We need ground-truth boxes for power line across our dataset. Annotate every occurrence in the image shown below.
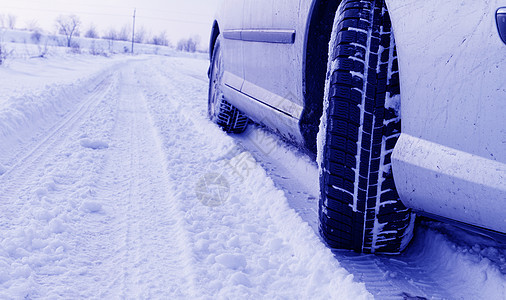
[1,5,211,25]
[2,0,130,11]
[1,4,211,19]
[2,0,211,17]
[136,16,210,25]
[2,5,133,18]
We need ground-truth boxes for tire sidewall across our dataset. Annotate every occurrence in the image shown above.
[208,37,225,123]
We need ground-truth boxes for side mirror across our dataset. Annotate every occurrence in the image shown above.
[497,8,506,44]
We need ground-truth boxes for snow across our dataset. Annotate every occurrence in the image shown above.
[0,29,504,299]
[79,138,109,150]
[0,37,372,298]
[79,202,103,214]
[215,253,247,270]
[238,117,506,299]
[404,223,505,300]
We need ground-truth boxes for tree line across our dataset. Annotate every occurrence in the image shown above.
[0,14,201,52]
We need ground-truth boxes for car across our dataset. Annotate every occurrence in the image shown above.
[207,0,506,254]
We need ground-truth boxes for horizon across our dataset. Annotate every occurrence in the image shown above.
[0,0,219,48]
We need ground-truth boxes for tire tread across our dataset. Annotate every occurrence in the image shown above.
[319,0,414,254]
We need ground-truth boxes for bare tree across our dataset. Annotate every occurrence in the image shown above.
[84,24,99,39]
[0,14,5,28]
[26,19,41,31]
[8,14,17,29]
[176,39,185,51]
[151,31,169,46]
[55,14,81,47]
[192,35,201,51]
[0,41,12,65]
[31,30,42,44]
[102,28,118,53]
[177,36,200,52]
[0,44,6,65]
[117,24,131,41]
[134,26,147,43]
[102,28,118,41]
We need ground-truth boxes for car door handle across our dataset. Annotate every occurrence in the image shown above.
[497,8,506,44]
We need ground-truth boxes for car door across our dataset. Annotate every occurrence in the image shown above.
[218,0,245,92]
[241,0,304,119]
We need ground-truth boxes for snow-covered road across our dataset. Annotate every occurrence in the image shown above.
[0,56,370,299]
[0,54,504,299]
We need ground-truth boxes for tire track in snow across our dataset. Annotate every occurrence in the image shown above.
[0,58,199,298]
[116,66,197,298]
[148,57,505,299]
[0,64,121,298]
[0,73,116,227]
[138,57,372,299]
[236,124,453,299]
[230,95,504,300]
[65,65,198,299]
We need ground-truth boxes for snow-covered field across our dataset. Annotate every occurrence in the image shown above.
[0,29,205,59]
[0,48,505,298]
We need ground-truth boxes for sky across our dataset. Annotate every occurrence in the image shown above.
[0,0,220,47]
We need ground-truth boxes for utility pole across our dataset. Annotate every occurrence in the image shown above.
[131,8,136,54]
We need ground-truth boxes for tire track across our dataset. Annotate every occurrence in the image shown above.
[0,59,200,298]
[0,73,116,223]
[140,57,373,299]
[141,56,506,300]
[80,65,198,299]
[237,124,452,299]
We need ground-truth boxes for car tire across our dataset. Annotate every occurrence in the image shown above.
[208,36,248,134]
[318,0,415,254]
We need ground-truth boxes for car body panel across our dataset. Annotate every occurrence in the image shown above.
[242,0,303,112]
[211,0,506,234]
[217,0,309,143]
[387,0,506,232]
[216,0,245,92]
[393,134,506,232]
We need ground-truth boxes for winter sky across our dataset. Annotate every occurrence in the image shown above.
[0,0,219,45]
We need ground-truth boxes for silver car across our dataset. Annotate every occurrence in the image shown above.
[207,0,506,253]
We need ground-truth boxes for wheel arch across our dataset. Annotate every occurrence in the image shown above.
[209,21,220,61]
[301,0,400,154]
[301,0,342,154]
